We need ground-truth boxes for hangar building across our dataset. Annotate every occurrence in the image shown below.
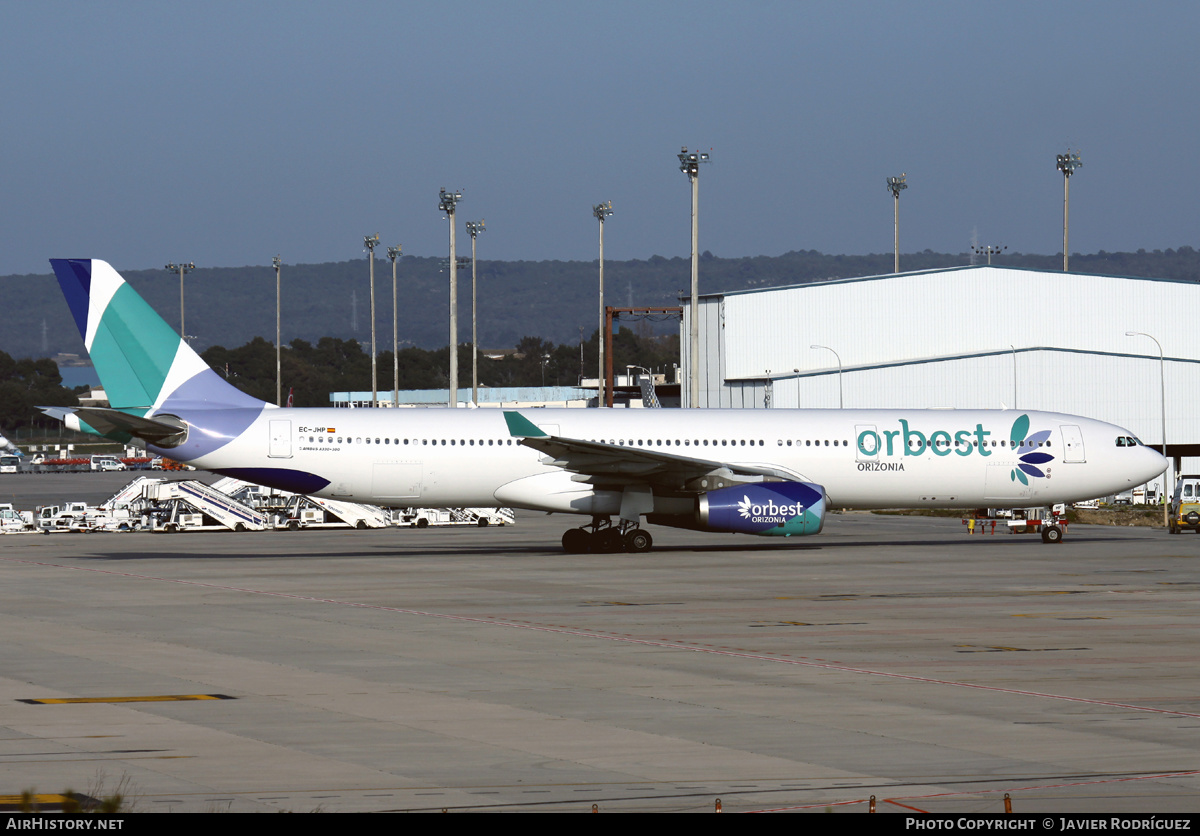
[682,265,1200,493]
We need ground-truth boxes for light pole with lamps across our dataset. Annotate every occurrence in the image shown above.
[438,188,463,407]
[593,201,613,407]
[165,262,195,342]
[363,234,380,406]
[886,174,907,273]
[972,244,1007,265]
[465,220,485,405]
[679,147,710,408]
[272,255,282,406]
[1056,149,1082,271]
[386,245,402,408]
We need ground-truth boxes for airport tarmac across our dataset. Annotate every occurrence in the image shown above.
[1,473,1198,813]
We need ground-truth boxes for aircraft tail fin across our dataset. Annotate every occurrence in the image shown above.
[49,259,264,416]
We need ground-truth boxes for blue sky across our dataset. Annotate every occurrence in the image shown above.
[2,1,1197,275]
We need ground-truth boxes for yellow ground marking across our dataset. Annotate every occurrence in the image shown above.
[18,694,235,705]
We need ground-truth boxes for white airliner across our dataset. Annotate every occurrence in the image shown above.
[44,259,1166,551]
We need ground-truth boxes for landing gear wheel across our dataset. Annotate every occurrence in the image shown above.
[1041,525,1063,544]
[562,528,590,554]
[624,529,653,553]
[596,528,626,553]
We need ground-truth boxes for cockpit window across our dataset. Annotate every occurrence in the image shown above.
[1115,436,1140,447]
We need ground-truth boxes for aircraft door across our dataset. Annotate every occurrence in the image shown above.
[1060,425,1085,463]
[855,424,879,462]
[372,462,423,498]
[984,464,1031,501]
[269,420,292,458]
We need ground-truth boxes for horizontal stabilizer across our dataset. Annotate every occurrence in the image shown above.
[39,406,186,445]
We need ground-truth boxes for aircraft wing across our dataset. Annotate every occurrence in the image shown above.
[502,411,801,490]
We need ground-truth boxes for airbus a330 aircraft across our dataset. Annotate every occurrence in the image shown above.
[45,259,1166,551]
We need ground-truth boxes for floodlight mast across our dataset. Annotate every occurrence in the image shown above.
[593,201,613,407]
[886,174,907,274]
[1056,149,1082,271]
[439,188,463,408]
[970,243,1007,265]
[679,147,710,408]
[363,234,380,407]
[272,255,282,406]
[386,245,402,408]
[465,220,485,406]
[164,262,195,342]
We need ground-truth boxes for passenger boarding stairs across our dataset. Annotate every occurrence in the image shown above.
[212,476,391,529]
[103,476,165,510]
[281,494,392,529]
[141,480,268,531]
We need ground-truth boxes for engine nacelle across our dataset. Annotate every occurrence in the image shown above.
[697,481,826,536]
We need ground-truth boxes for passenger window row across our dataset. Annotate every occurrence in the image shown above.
[306,436,517,446]
[597,439,765,447]
[303,434,1050,451]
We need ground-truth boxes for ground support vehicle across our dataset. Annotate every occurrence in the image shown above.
[963,505,1068,543]
[277,494,392,530]
[35,502,95,531]
[141,480,267,532]
[211,476,392,531]
[90,455,126,472]
[210,477,294,517]
[394,507,516,528]
[1169,475,1200,534]
[0,506,36,533]
[67,507,141,532]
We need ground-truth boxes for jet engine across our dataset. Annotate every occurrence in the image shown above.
[648,481,827,536]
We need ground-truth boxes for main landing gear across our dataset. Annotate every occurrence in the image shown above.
[562,517,653,554]
[1040,524,1063,544]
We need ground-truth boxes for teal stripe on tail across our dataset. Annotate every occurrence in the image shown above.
[50,259,263,412]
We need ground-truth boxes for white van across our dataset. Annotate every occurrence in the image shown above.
[90,455,126,472]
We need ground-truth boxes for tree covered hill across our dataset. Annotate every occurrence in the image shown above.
[4,247,1199,360]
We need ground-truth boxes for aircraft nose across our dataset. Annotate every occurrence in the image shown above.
[1142,445,1169,482]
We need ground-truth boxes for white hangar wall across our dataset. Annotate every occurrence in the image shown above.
[685,265,1200,464]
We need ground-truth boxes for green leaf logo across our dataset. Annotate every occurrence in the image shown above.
[1009,414,1030,448]
[1009,413,1054,484]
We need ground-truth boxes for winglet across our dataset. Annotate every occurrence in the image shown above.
[503,411,549,438]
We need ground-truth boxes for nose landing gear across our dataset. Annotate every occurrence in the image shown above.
[561,517,653,553]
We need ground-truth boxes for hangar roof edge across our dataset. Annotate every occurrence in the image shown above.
[695,264,1199,301]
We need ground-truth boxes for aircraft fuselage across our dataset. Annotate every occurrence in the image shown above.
[155,406,1165,513]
